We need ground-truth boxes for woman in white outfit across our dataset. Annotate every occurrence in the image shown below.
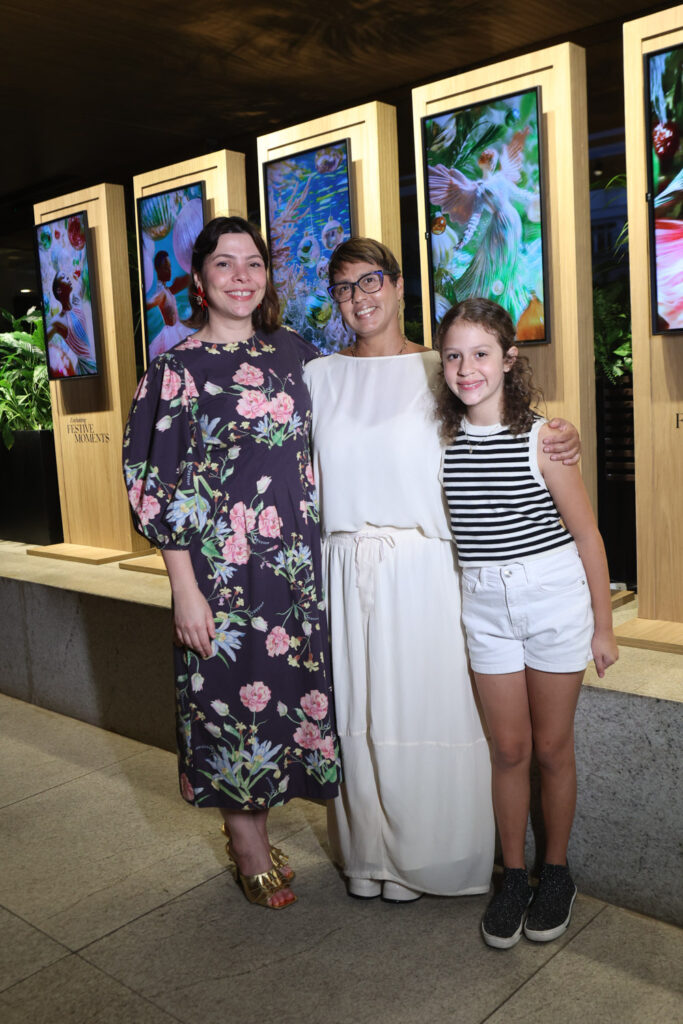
[303,238,579,902]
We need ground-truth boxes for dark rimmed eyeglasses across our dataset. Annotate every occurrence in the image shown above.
[327,269,397,303]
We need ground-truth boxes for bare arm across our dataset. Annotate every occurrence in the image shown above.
[161,549,215,659]
[46,319,67,340]
[145,288,164,311]
[538,426,618,678]
[169,273,190,295]
[542,417,581,465]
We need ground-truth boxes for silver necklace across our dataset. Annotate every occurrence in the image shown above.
[463,421,499,454]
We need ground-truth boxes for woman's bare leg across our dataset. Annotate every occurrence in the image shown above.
[219,808,295,907]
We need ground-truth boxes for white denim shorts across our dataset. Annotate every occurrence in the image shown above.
[460,542,594,675]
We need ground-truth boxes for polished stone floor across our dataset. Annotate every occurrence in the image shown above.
[0,692,681,1024]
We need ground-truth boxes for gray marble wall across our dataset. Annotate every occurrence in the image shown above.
[0,576,175,753]
[522,684,681,927]
[1,576,680,925]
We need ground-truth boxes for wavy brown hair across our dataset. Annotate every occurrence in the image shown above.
[328,236,401,282]
[434,297,543,443]
[185,216,280,333]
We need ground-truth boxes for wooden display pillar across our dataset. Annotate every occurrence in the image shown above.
[257,101,401,275]
[616,8,683,654]
[123,150,248,575]
[30,184,149,564]
[412,43,597,510]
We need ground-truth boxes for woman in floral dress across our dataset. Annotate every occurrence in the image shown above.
[123,217,340,909]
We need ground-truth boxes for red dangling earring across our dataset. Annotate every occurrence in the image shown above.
[192,285,208,310]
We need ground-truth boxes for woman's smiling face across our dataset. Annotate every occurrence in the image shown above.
[332,260,403,340]
[195,232,267,324]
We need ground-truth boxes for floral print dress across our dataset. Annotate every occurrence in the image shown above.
[122,328,340,810]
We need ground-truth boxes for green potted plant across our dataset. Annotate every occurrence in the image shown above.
[591,174,633,384]
[593,278,633,384]
[0,306,63,544]
[590,178,636,587]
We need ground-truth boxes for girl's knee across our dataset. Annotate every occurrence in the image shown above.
[534,735,575,772]
[492,737,532,770]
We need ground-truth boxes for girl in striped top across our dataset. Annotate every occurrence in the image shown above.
[436,297,618,950]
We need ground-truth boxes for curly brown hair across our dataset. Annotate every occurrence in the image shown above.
[184,216,280,333]
[434,297,543,443]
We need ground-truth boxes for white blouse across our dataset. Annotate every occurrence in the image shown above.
[303,350,452,540]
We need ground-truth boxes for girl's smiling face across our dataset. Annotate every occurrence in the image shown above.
[441,319,517,425]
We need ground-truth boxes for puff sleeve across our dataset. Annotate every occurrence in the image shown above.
[122,356,204,550]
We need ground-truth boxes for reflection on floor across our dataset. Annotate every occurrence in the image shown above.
[0,693,680,1024]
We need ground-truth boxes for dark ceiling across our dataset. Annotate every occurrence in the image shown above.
[0,0,671,303]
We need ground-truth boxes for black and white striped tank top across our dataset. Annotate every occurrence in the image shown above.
[441,416,572,566]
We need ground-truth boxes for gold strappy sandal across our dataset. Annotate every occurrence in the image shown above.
[236,866,297,909]
[269,843,294,876]
[220,824,295,881]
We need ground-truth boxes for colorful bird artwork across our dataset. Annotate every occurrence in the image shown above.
[424,89,547,341]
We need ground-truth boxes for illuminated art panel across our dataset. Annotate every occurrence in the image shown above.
[422,87,550,343]
[264,140,354,354]
[35,211,100,380]
[646,43,683,333]
[137,182,205,360]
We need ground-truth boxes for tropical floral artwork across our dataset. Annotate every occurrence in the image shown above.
[647,44,683,333]
[137,183,205,361]
[264,140,354,354]
[423,88,549,343]
[35,211,99,379]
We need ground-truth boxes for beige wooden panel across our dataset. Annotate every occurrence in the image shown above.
[26,543,145,564]
[412,44,596,509]
[614,616,683,655]
[119,552,167,575]
[33,184,148,558]
[620,7,683,632]
[133,150,247,371]
[257,102,401,270]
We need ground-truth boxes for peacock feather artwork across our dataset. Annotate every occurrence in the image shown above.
[264,140,354,354]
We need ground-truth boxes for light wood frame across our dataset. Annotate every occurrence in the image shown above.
[257,101,401,277]
[412,43,597,508]
[31,184,149,564]
[616,7,683,653]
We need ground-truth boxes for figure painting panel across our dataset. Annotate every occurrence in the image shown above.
[138,183,205,360]
[36,211,99,380]
[647,44,683,333]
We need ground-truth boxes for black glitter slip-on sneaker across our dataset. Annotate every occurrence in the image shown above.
[524,862,578,942]
[481,868,534,949]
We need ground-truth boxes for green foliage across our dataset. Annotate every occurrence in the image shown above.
[591,174,632,385]
[403,319,424,346]
[0,306,53,449]
[593,282,632,384]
